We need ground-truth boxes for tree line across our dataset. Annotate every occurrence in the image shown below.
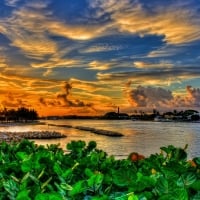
[0,107,38,122]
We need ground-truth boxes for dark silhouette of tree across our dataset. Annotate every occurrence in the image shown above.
[17,107,38,122]
[0,107,38,122]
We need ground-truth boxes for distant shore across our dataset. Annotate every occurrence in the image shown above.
[0,121,46,127]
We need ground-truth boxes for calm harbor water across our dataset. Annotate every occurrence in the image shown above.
[1,120,200,159]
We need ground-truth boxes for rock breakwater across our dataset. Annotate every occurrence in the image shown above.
[0,131,66,143]
[47,124,123,137]
[74,126,123,136]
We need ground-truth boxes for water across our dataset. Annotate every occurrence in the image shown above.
[0,120,200,159]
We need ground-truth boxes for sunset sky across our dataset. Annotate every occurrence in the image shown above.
[0,0,200,116]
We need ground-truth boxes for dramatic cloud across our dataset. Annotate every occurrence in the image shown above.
[127,85,200,109]
[127,85,173,107]
[181,86,200,107]
[0,0,200,116]
[57,82,93,107]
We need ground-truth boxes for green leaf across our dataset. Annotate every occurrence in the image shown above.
[53,162,63,175]
[59,183,73,191]
[154,176,168,196]
[194,158,200,166]
[86,141,97,152]
[21,172,30,183]
[69,180,87,196]
[174,188,188,200]
[87,173,104,191]
[85,168,94,177]
[21,160,32,172]
[16,190,31,200]
[135,172,157,191]
[177,173,197,187]
[112,168,136,187]
[29,174,40,185]
[41,177,52,190]
[128,193,138,200]
[16,152,29,161]
[35,193,63,200]
[192,191,200,200]
[62,168,73,179]
[190,180,200,191]
[3,179,19,198]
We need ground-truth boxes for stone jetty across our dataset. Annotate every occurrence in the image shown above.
[0,131,66,143]
[47,124,123,137]
[74,126,123,136]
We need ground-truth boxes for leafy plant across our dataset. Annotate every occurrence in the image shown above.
[0,140,200,199]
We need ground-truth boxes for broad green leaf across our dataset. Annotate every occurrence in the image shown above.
[177,173,197,187]
[85,168,94,177]
[21,160,32,172]
[16,190,31,200]
[112,168,136,187]
[16,152,29,161]
[192,191,200,200]
[35,193,63,200]
[128,193,138,200]
[154,176,168,196]
[69,180,87,196]
[62,168,73,179]
[190,180,200,191]
[87,173,104,191]
[173,188,188,200]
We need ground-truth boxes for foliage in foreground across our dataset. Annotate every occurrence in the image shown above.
[0,140,200,200]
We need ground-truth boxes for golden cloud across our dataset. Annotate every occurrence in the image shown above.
[31,58,78,69]
[88,60,113,70]
[47,21,108,41]
[91,0,200,44]
[97,69,200,87]
[133,61,173,69]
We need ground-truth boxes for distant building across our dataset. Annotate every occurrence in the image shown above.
[118,113,129,119]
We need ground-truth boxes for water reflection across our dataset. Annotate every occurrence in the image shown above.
[0,120,200,159]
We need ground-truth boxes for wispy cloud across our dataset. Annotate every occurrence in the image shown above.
[81,44,123,53]
[133,61,173,69]
[90,0,200,44]
[87,60,113,70]
[4,0,21,7]
[97,67,200,86]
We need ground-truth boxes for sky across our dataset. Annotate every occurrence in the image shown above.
[0,0,200,116]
